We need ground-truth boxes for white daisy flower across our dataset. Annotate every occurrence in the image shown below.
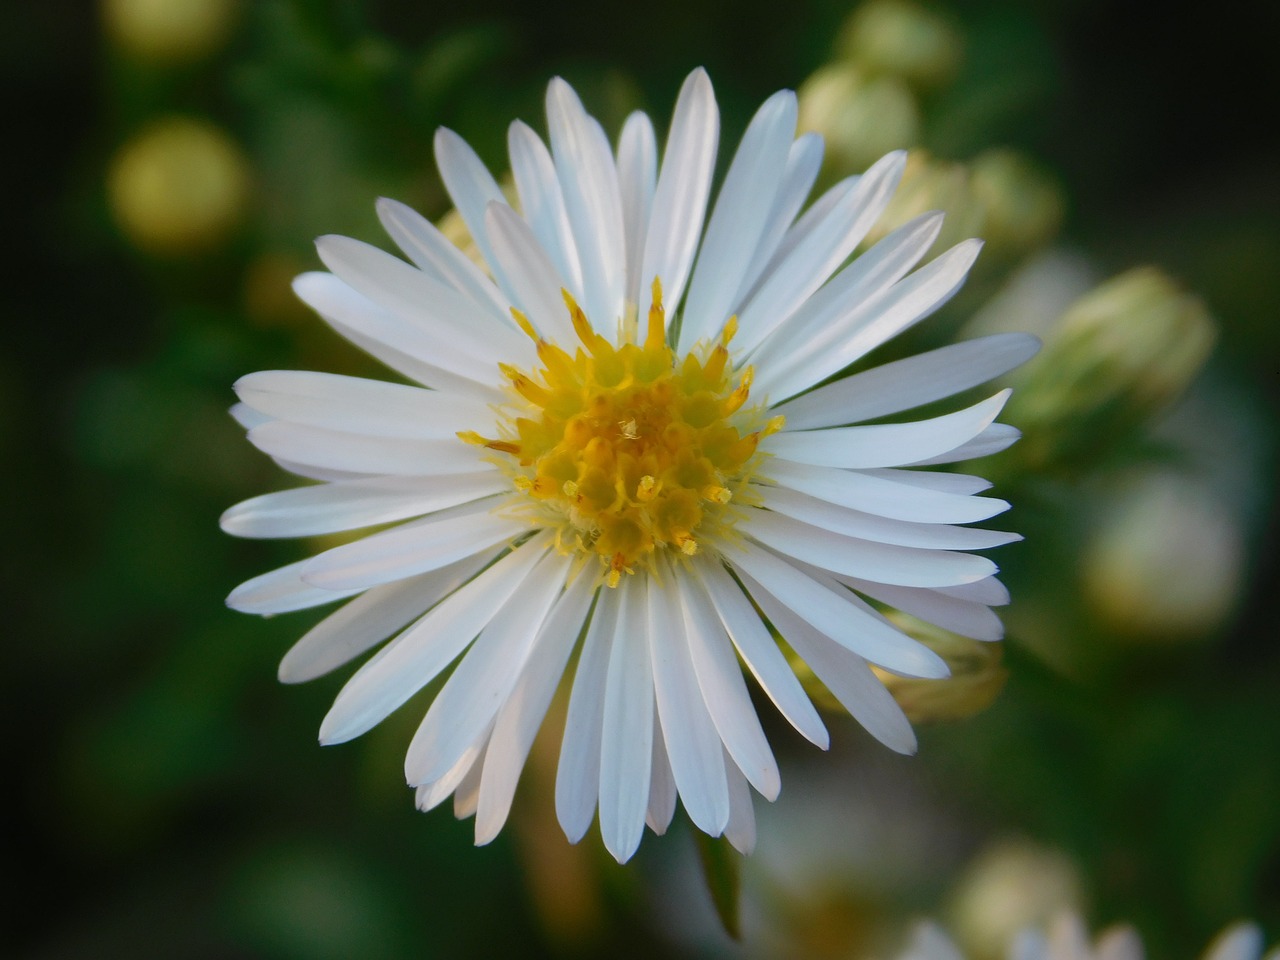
[223,68,1036,864]
[895,915,1278,960]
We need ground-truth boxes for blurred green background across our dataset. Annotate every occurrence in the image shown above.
[7,0,1279,957]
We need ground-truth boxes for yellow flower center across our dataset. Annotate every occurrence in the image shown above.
[461,280,783,587]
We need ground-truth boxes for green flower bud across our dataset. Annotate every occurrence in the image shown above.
[103,0,240,64]
[837,0,964,91]
[873,617,1007,723]
[798,65,921,177]
[968,149,1065,262]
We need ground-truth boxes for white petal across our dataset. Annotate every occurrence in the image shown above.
[247,421,487,478]
[415,729,489,812]
[546,78,626,328]
[221,472,505,540]
[735,151,906,356]
[722,539,949,678]
[616,111,657,311]
[744,509,997,587]
[750,210,942,373]
[475,571,598,845]
[508,121,585,301]
[1096,927,1146,960]
[693,559,829,749]
[679,88,797,350]
[318,532,552,744]
[598,574,654,863]
[899,922,966,960]
[842,577,1004,641]
[676,572,781,799]
[722,756,757,854]
[1203,924,1264,960]
[405,550,572,786]
[279,549,501,683]
[764,459,1010,523]
[555,584,619,843]
[648,560,730,836]
[765,390,1010,469]
[761,238,984,402]
[863,467,992,494]
[234,370,492,439]
[433,126,507,273]
[301,498,522,591]
[746,580,918,754]
[773,333,1041,430]
[734,132,823,310]
[637,68,719,326]
[908,422,1021,465]
[483,201,577,344]
[375,197,513,326]
[452,737,487,820]
[226,558,360,615]
[756,485,1020,551]
[292,272,506,401]
[938,576,1010,606]
[645,713,677,836]
[230,402,268,430]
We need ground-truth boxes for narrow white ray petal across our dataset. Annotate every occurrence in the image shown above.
[415,728,489,812]
[292,272,507,401]
[483,202,577,344]
[735,132,824,310]
[318,532,552,744]
[316,235,527,376]
[841,577,1004,641]
[226,558,360,615]
[722,755,757,854]
[645,712,677,836]
[452,736,488,820]
[556,584,619,844]
[938,576,1010,606]
[474,572,597,845]
[247,421,487,478]
[1095,927,1146,960]
[433,126,507,273]
[598,575,654,863]
[756,485,1020,551]
[763,459,1010,523]
[616,111,657,311]
[229,402,268,430]
[405,550,572,786]
[221,472,505,540]
[862,467,992,494]
[375,197,513,325]
[678,89,796,351]
[637,68,719,326]
[1009,929,1049,960]
[269,458,366,484]
[235,370,492,439]
[747,210,942,370]
[301,499,522,592]
[908,422,1020,465]
[900,922,966,960]
[773,333,1041,430]
[765,390,1010,469]
[676,572,781,800]
[546,78,626,329]
[280,548,501,684]
[735,151,906,355]
[744,509,996,587]
[1203,924,1264,960]
[648,560,730,836]
[741,173,853,307]
[693,559,829,749]
[762,238,984,401]
[722,539,949,678]
[747,583,918,754]
[508,120,585,300]
[1048,914,1092,958]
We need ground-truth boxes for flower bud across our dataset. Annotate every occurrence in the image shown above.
[837,0,964,91]
[108,117,251,255]
[1003,268,1217,472]
[860,150,982,252]
[103,0,240,64]
[968,149,1065,262]
[798,65,921,176]
[873,618,1007,723]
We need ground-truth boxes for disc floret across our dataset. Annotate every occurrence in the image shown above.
[463,280,782,586]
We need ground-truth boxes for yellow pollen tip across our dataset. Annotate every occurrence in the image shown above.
[764,415,786,436]
[637,475,658,501]
[677,535,698,556]
[720,315,739,345]
[509,308,540,342]
[605,569,621,589]
[706,485,732,504]
[645,277,666,350]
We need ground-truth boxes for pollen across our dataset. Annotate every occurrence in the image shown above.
[468,279,781,585]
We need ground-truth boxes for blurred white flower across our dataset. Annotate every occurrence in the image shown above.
[224,68,1030,862]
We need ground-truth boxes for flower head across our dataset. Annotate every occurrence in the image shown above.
[223,68,1034,863]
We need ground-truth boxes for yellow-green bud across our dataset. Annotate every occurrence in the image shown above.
[861,150,982,252]
[1003,267,1217,472]
[837,0,964,91]
[108,117,251,256]
[103,0,240,64]
[872,617,1007,723]
[798,65,921,177]
[969,149,1066,261]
